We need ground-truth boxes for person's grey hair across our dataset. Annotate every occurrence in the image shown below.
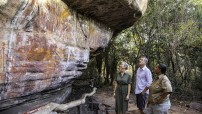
[122,62,129,70]
[141,56,148,64]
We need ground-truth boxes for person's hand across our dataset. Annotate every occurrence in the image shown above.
[113,92,116,98]
[125,95,129,101]
[141,91,145,95]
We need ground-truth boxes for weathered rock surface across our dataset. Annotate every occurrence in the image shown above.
[63,0,148,33]
[0,0,147,113]
[189,102,202,112]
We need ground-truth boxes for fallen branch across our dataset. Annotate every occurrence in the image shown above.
[31,88,97,114]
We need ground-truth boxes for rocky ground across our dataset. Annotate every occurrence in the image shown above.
[92,86,202,114]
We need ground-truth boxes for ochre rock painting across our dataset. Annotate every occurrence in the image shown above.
[0,0,112,111]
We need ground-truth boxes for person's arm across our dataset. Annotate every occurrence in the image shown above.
[156,76,172,104]
[126,84,131,100]
[126,74,132,100]
[156,92,170,104]
[113,81,117,97]
[141,86,149,95]
[142,69,152,95]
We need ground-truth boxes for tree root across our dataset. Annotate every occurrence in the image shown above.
[32,88,97,114]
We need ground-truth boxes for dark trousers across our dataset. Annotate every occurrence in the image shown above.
[136,93,148,110]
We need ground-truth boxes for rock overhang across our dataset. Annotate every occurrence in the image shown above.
[63,0,148,33]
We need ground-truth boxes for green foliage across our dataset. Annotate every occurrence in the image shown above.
[83,0,202,100]
[107,0,202,101]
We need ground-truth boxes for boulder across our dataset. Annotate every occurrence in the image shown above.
[189,102,202,112]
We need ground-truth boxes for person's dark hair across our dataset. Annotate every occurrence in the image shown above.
[158,64,166,74]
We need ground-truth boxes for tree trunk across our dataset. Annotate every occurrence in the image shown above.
[96,53,103,86]
[104,47,110,84]
[131,64,135,92]
[110,53,117,85]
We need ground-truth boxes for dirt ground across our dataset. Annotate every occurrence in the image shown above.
[92,86,201,114]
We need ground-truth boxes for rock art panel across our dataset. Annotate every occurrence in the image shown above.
[0,0,112,111]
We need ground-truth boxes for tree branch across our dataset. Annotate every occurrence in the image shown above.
[32,88,97,114]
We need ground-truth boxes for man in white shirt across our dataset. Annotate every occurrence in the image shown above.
[135,56,153,114]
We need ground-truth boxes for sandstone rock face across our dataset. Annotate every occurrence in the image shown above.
[0,0,147,113]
